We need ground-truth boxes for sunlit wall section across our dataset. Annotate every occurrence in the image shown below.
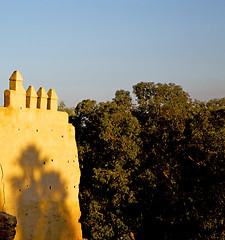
[0,71,82,240]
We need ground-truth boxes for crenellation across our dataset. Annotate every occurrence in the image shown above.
[37,87,48,110]
[4,71,61,112]
[47,89,58,111]
[4,71,26,109]
[26,86,37,109]
[9,71,24,92]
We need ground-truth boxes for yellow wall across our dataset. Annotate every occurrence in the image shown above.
[0,71,82,240]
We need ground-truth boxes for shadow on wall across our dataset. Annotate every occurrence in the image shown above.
[11,146,75,240]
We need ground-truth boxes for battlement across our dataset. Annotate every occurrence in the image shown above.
[4,71,58,111]
[0,71,82,240]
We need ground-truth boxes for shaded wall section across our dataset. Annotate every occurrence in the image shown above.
[0,71,82,240]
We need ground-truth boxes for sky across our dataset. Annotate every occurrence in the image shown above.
[0,0,225,107]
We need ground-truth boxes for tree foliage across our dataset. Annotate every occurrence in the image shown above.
[67,84,225,240]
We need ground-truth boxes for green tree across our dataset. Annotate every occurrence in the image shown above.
[58,100,75,116]
[180,100,225,239]
[71,94,142,239]
[132,83,225,239]
[132,82,195,239]
[113,89,132,109]
[69,83,225,240]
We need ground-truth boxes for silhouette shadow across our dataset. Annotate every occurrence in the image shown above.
[11,146,75,240]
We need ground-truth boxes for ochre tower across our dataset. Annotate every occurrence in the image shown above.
[0,71,82,240]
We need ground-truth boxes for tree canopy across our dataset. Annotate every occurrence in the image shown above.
[65,82,225,240]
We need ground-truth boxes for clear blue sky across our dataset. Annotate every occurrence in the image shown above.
[0,0,225,107]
